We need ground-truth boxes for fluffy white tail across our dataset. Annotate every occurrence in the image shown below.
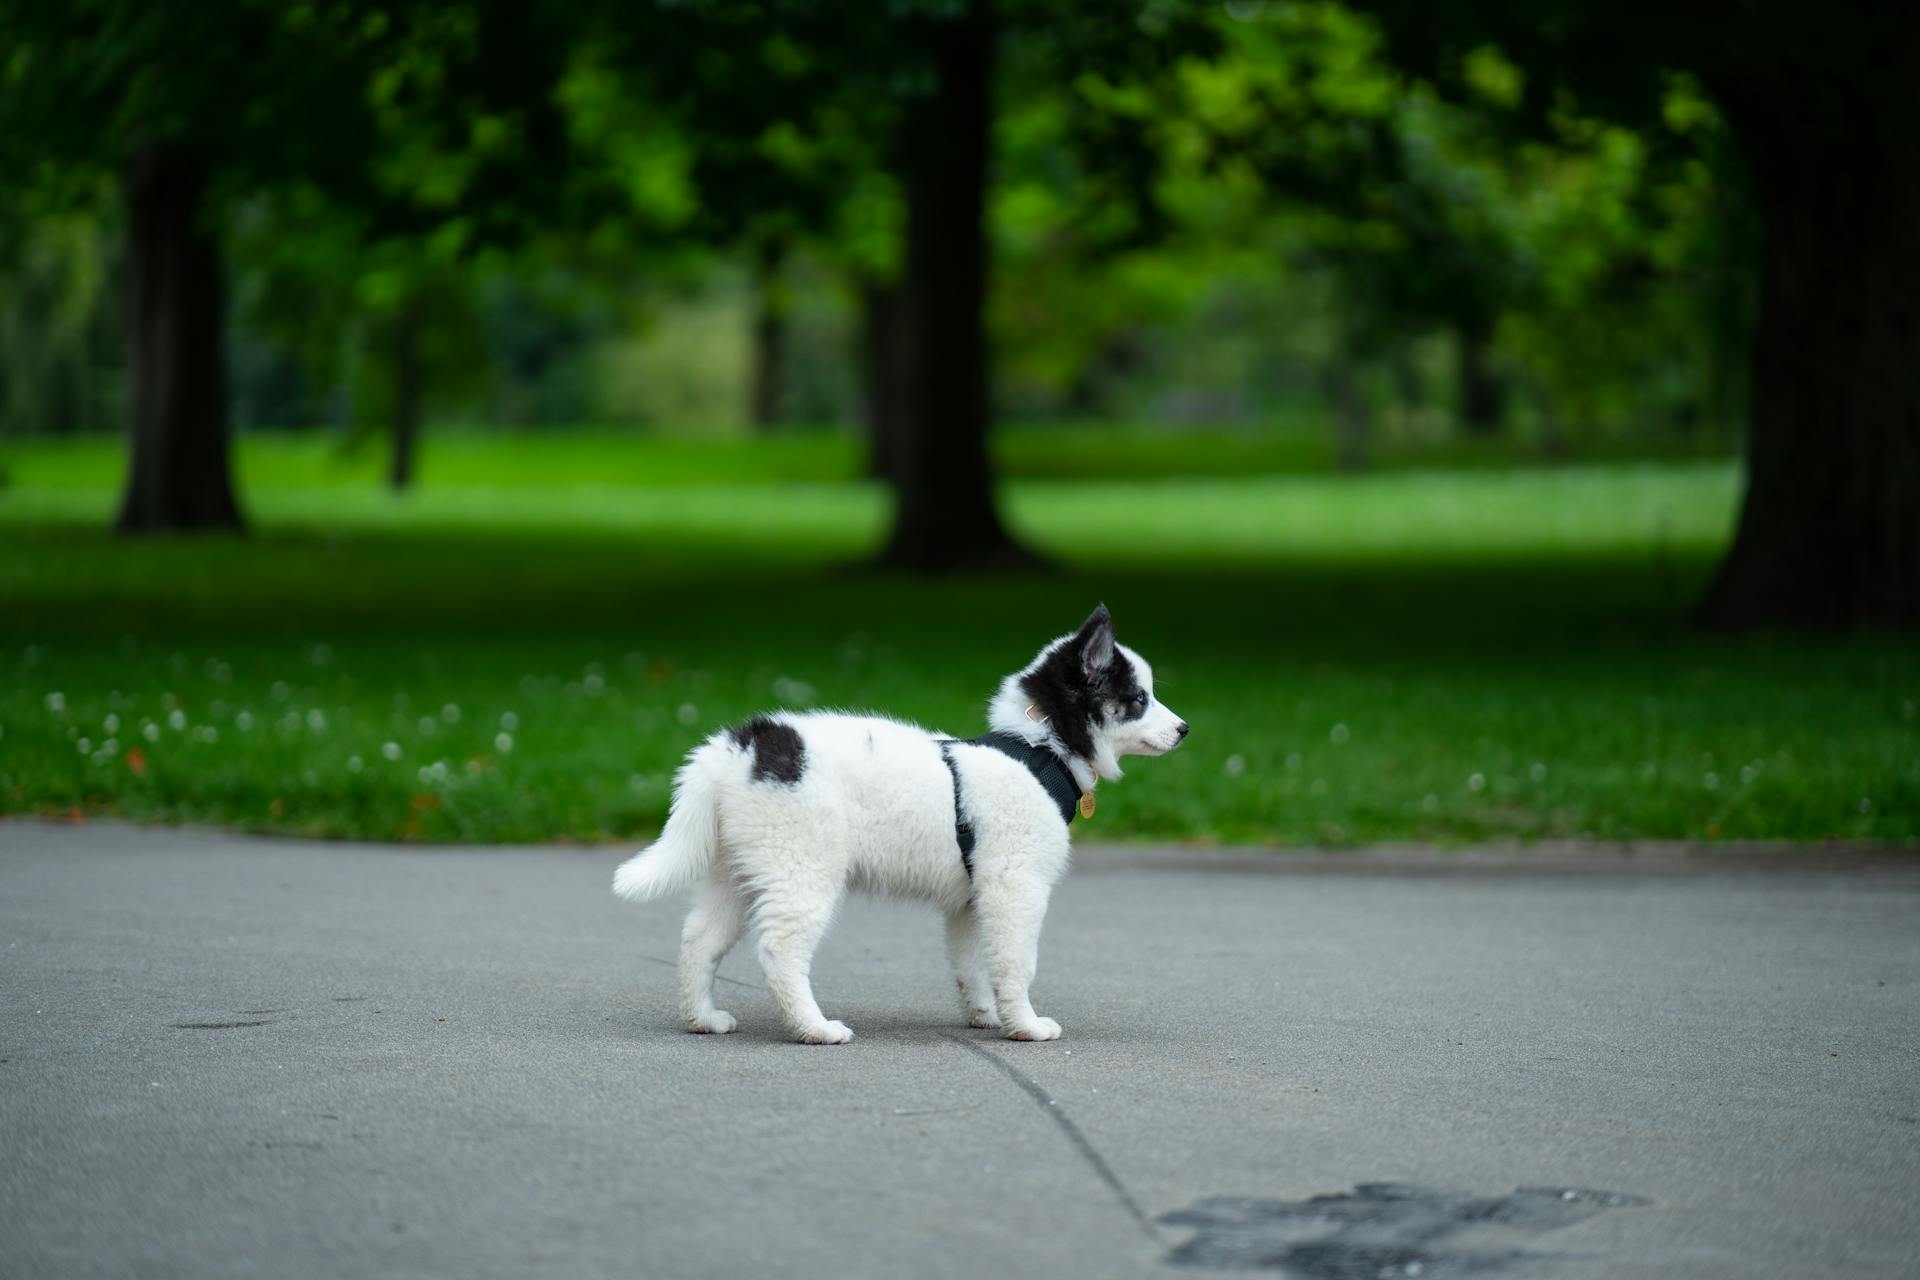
[612,741,728,901]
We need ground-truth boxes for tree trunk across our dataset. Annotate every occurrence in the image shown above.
[389,295,422,491]
[116,145,243,534]
[1326,356,1370,473]
[875,0,1035,572]
[750,238,789,432]
[860,278,911,483]
[1456,315,1505,437]
[1699,87,1920,627]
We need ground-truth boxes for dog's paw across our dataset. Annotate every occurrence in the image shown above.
[687,1010,737,1034]
[1006,1016,1062,1042]
[967,1008,1002,1030]
[797,1020,854,1045]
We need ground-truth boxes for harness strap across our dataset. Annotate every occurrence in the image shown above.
[939,743,976,878]
[939,732,1080,879]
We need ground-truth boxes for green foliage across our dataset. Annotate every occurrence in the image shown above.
[2,432,1911,846]
[0,0,1758,449]
[0,208,123,435]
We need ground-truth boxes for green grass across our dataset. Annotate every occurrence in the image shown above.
[1,430,1913,847]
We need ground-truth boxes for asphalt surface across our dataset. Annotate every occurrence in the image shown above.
[2,822,1916,1280]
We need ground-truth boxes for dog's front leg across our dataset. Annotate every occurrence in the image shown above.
[973,875,1061,1042]
[944,905,999,1029]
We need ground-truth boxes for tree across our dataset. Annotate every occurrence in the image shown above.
[0,0,403,530]
[610,0,1215,570]
[1,1,583,524]
[874,1,1028,569]
[1348,0,1920,625]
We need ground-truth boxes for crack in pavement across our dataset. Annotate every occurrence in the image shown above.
[638,952,763,991]
[943,1032,1161,1244]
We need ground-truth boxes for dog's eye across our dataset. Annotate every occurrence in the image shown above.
[1133,691,1149,707]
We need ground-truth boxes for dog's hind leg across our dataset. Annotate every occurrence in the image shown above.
[944,905,999,1029]
[972,873,1062,1042]
[679,878,746,1034]
[750,875,852,1045]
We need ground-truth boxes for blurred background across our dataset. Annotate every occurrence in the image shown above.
[0,0,1913,845]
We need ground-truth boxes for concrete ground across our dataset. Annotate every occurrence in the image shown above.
[1,822,1916,1280]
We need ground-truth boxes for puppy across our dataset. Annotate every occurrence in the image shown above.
[612,605,1187,1044]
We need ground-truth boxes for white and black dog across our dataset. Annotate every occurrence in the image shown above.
[611,605,1187,1045]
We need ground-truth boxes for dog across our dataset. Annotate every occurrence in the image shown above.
[611,604,1187,1044]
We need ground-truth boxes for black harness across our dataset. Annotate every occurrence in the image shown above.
[938,731,1081,878]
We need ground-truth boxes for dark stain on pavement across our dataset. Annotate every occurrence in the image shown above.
[1160,1183,1649,1276]
[172,1020,275,1030]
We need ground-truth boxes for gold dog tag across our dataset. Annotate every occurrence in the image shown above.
[1078,792,1096,820]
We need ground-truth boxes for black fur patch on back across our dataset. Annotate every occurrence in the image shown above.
[1020,610,1144,759]
[730,716,806,784]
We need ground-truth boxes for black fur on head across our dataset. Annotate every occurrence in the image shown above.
[1019,605,1146,761]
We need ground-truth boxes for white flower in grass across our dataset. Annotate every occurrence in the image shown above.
[143,723,161,743]
[100,738,117,756]
[1329,723,1349,744]
[1740,766,1756,785]
[104,714,120,734]
[1529,762,1547,782]
[494,733,514,753]
[1309,778,1328,797]
[195,726,218,744]
[167,709,186,731]
[500,711,519,732]
[1467,772,1486,792]
[676,703,699,725]
[307,709,327,732]
[418,716,437,735]
[583,674,605,697]
[347,756,363,773]
[1223,754,1246,778]
[1285,753,1302,771]
[236,710,254,731]
[77,738,92,754]
[382,742,402,761]
[441,703,461,723]
[1703,773,1718,790]
[44,692,65,714]
[1860,797,1873,815]
[271,681,290,702]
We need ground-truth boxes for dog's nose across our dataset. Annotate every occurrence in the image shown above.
[1175,721,1189,741]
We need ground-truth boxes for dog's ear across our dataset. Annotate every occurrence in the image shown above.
[1072,604,1116,683]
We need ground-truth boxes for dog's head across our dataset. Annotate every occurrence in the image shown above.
[993,604,1188,782]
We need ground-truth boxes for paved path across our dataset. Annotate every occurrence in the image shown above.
[2,823,1916,1279]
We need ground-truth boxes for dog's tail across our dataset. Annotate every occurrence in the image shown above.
[612,739,728,902]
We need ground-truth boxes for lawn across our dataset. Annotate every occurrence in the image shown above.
[1,429,1913,846]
